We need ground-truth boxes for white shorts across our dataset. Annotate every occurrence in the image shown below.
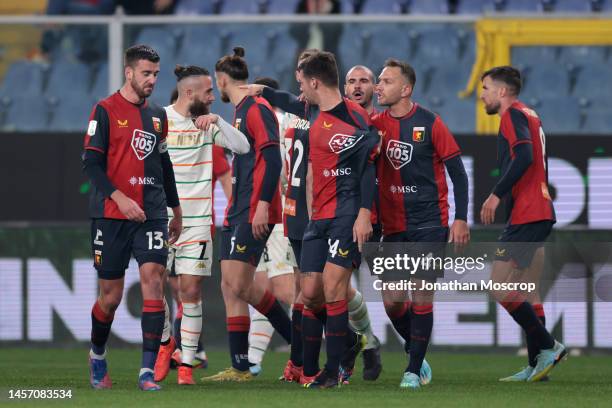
[167,225,213,276]
[256,224,296,278]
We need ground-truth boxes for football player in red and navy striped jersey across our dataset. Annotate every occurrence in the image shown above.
[372,59,470,389]
[480,66,564,382]
[241,54,382,387]
[202,48,292,382]
[82,45,182,391]
[298,52,380,389]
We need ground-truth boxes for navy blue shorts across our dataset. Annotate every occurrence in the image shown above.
[381,226,449,283]
[220,223,274,267]
[496,220,554,269]
[301,215,360,272]
[91,218,169,280]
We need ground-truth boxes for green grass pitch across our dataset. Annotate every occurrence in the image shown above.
[1,348,611,407]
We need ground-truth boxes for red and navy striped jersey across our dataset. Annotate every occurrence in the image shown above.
[309,99,380,221]
[498,101,555,225]
[282,113,312,239]
[372,104,460,234]
[83,92,169,220]
[224,96,282,226]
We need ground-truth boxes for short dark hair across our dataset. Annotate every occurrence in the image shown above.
[215,47,248,81]
[170,88,178,104]
[383,58,416,87]
[174,64,210,82]
[481,65,522,96]
[298,48,319,63]
[124,44,160,68]
[297,51,339,88]
[254,76,279,90]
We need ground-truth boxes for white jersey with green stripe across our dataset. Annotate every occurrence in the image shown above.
[165,105,217,226]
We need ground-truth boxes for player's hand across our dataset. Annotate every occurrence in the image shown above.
[353,208,373,252]
[239,84,265,97]
[111,190,146,223]
[480,193,500,225]
[449,219,470,250]
[168,206,182,245]
[252,201,270,240]
[298,93,306,102]
[194,114,219,132]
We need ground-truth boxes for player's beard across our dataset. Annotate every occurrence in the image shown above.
[485,100,501,115]
[132,77,152,99]
[189,97,211,117]
[220,90,230,103]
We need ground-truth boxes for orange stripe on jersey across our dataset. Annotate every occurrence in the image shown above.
[173,160,213,167]
[176,239,209,247]
[251,332,272,339]
[180,328,201,335]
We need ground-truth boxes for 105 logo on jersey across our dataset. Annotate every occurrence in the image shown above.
[131,130,157,160]
[386,140,413,170]
[329,133,364,154]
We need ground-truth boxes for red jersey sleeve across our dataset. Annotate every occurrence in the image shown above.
[246,102,280,151]
[500,108,532,149]
[432,116,461,161]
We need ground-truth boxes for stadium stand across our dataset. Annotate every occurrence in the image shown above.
[0,1,610,132]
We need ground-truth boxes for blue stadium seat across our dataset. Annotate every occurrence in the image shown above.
[512,46,559,71]
[340,0,361,13]
[175,25,222,68]
[410,0,449,14]
[222,25,274,69]
[551,0,594,12]
[534,97,582,134]
[220,0,262,14]
[363,26,412,73]
[49,95,96,132]
[45,61,91,98]
[558,46,609,65]
[91,63,109,100]
[573,63,612,98]
[175,0,218,14]
[427,64,472,98]
[455,0,497,13]
[582,108,612,134]
[265,0,300,13]
[149,69,177,107]
[134,27,178,64]
[521,63,570,99]
[0,61,45,98]
[500,0,544,12]
[427,95,475,134]
[265,24,298,72]
[338,23,369,70]
[596,0,612,11]
[2,96,50,132]
[361,0,404,14]
[413,26,462,62]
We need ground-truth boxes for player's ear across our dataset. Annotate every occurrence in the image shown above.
[124,65,132,81]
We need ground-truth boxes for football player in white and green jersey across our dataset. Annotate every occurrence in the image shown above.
[154,65,250,385]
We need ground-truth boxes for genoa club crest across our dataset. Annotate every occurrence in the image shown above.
[412,126,425,142]
[328,133,364,154]
[152,117,162,133]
